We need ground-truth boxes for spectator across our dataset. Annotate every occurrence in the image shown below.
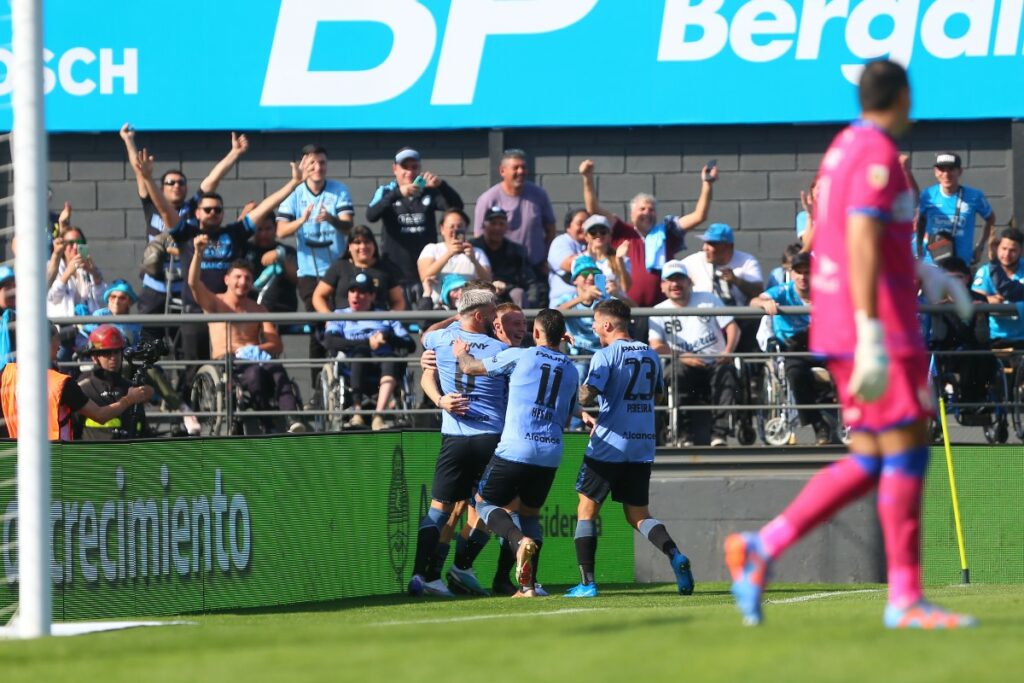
[275,144,354,304]
[47,226,106,363]
[751,252,835,445]
[187,240,303,434]
[368,147,464,286]
[556,255,612,358]
[579,215,633,299]
[75,325,149,440]
[547,209,588,306]
[470,206,534,306]
[473,149,556,305]
[580,158,716,307]
[438,275,468,312]
[648,260,739,447]
[85,279,143,346]
[120,124,248,325]
[766,242,804,290]
[314,225,406,315]
[930,257,996,426]
[242,204,299,314]
[917,152,995,266]
[45,202,73,288]
[323,272,415,431]
[973,227,1024,348]
[145,159,309,391]
[418,208,491,306]
[0,266,16,368]
[680,223,764,356]
[1,324,152,440]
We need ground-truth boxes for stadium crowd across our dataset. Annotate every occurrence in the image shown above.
[0,124,1014,445]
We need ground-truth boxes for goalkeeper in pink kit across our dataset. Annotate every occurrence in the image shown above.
[725,60,976,629]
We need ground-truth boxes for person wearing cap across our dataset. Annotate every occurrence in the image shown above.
[916,152,996,267]
[579,158,717,308]
[648,260,739,447]
[368,147,464,283]
[418,208,492,306]
[546,209,588,306]
[188,235,305,434]
[75,324,151,440]
[1,323,152,440]
[323,272,415,431]
[470,205,535,306]
[580,214,632,296]
[555,255,614,357]
[120,124,249,324]
[752,252,837,445]
[473,149,557,304]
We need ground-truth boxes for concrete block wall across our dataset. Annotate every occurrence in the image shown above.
[637,475,885,584]
[1,120,1014,288]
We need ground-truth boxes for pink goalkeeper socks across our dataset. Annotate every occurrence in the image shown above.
[759,455,881,559]
[877,447,929,608]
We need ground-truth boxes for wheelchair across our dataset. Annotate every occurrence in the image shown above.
[312,352,415,432]
[189,360,302,436]
[660,356,753,447]
[757,339,847,446]
[931,349,1011,444]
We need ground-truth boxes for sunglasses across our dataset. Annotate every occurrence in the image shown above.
[163,179,187,187]
[588,228,610,236]
[199,206,223,214]
[65,239,86,245]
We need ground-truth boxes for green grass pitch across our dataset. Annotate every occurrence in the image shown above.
[2,583,1020,682]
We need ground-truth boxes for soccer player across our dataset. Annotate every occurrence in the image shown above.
[411,289,507,597]
[724,60,976,629]
[453,309,580,597]
[565,299,694,598]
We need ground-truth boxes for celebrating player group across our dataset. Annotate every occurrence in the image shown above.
[411,59,976,629]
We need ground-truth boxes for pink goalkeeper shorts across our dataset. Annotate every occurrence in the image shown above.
[828,352,933,433]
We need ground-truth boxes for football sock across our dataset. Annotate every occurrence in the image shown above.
[521,516,544,581]
[759,454,881,560]
[878,446,928,609]
[495,540,516,585]
[574,519,597,585]
[479,507,525,548]
[414,506,449,579]
[637,518,678,558]
[429,542,450,579]
[454,528,491,570]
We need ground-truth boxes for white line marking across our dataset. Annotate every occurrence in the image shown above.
[374,607,609,627]
[768,589,884,605]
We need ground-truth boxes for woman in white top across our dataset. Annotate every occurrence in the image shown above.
[417,208,491,304]
[580,214,632,296]
[46,227,106,317]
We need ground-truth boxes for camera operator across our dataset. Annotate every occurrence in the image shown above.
[76,325,153,440]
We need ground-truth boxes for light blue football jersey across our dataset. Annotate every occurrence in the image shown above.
[483,346,579,468]
[276,179,354,278]
[584,339,663,463]
[423,326,508,436]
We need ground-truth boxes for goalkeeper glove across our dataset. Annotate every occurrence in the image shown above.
[849,312,888,402]
[917,262,973,322]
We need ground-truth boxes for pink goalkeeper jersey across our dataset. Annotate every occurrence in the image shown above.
[809,120,922,358]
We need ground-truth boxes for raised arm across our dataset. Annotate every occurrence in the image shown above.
[187,234,219,313]
[131,148,179,232]
[251,162,306,228]
[676,165,717,231]
[579,159,614,221]
[199,132,249,193]
[119,123,146,199]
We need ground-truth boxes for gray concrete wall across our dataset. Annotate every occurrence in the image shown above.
[636,475,885,584]
[4,120,1012,286]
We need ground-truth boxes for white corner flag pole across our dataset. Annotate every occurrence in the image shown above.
[12,0,52,638]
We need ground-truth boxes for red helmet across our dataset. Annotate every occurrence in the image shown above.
[87,324,126,353]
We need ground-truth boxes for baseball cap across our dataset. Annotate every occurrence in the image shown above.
[583,215,611,233]
[350,271,377,292]
[440,275,468,308]
[483,205,507,221]
[0,265,14,287]
[699,223,734,244]
[103,278,138,303]
[571,255,601,280]
[661,260,688,280]
[394,148,421,165]
[934,152,962,168]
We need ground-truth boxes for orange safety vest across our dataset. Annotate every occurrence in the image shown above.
[0,363,74,441]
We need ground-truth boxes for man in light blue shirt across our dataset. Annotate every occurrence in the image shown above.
[410,289,507,597]
[453,309,580,596]
[565,299,695,599]
[973,227,1024,345]
[916,152,995,266]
